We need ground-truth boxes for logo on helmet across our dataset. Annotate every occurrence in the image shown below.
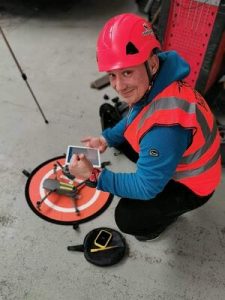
[142,23,154,36]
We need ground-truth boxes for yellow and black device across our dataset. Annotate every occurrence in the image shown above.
[67,227,126,266]
[94,229,112,249]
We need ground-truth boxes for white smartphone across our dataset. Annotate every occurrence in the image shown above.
[65,145,101,168]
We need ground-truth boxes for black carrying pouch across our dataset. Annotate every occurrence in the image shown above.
[67,227,127,267]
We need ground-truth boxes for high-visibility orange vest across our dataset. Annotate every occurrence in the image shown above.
[124,81,221,196]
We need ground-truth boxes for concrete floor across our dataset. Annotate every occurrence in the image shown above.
[0,1,225,299]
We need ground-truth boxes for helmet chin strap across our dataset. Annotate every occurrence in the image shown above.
[144,61,153,92]
[136,62,153,103]
[135,60,158,103]
[144,61,153,87]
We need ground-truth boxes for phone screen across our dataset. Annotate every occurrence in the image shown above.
[66,145,101,168]
[94,230,112,248]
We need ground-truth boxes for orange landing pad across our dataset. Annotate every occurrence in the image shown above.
[25,156,113,225]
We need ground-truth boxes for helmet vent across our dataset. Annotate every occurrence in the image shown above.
[126,42,139,55]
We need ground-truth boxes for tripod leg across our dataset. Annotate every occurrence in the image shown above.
[0,25,49,124]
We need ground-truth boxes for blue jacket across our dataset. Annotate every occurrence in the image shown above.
[97,51,192,200]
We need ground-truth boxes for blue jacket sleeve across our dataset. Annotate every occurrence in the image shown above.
[102,117,127,147]
[97,126,192,200]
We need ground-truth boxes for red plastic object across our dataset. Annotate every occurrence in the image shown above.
[162,0,219,88]
[205,31,225,93]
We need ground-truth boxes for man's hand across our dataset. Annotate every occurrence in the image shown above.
[81,136,107,153]
[68,153,93,180]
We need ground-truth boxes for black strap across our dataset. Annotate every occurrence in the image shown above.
[67,244,84,252]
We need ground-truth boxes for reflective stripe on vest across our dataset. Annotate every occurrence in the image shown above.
[137,97,218,164]
[181,114,218,164]
[138,97,196,130]
[174,148,221,179]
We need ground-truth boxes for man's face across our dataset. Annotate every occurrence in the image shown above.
[108,63,150,106]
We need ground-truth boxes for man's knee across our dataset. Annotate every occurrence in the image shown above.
[114,199,133,234]
[114,198,163,235]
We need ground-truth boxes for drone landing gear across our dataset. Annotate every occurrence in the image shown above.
[36,176,86,216]
[36,190,55,210]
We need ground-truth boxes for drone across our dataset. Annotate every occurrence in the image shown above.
[36,161,87,215]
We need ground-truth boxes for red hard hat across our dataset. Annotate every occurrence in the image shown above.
[96,13,161,72]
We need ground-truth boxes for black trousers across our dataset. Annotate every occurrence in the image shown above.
[114,141,213,236]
